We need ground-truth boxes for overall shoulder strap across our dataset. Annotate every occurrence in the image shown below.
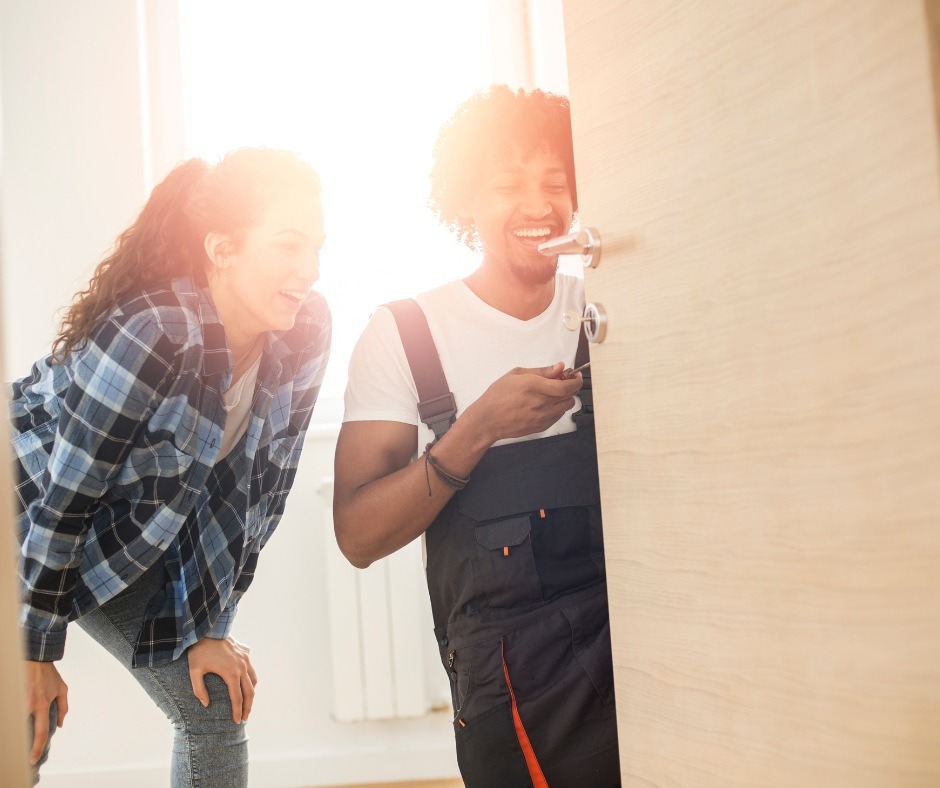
[572,327,595,426]
[575,325,591,370]
[384,299,457,441]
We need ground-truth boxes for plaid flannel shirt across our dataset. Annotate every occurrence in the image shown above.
[9,276,331,666]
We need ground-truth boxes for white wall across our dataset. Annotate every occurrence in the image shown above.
[0,0,152,377]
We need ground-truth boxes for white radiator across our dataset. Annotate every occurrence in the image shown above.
[319,477,449,721]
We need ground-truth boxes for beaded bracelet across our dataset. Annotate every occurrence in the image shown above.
[423,443,470,496]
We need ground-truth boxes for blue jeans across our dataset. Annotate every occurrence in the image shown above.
[32,559,248,787]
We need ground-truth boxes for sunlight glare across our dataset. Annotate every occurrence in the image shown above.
[179,1,495,401]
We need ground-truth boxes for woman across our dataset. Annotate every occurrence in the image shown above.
[9,147,331,786]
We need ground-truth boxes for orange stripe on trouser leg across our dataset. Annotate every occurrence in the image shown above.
[501,638,548,788]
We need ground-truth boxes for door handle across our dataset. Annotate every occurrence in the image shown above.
[538,227,601,268]
[562,303,608,344]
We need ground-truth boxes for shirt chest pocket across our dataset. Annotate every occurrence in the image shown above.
[254,427,301,506]
[267,434,298,464]
[113,439,196,497]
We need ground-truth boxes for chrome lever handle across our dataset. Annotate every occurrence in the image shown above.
[537,227,601,268]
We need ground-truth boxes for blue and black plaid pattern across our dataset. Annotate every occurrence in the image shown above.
[9,276,331,666]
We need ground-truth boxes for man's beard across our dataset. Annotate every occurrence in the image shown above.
[509,255,559,285]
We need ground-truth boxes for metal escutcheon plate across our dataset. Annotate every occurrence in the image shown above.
[584,302,607,343]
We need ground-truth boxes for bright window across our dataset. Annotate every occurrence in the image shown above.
[179,2,496,411]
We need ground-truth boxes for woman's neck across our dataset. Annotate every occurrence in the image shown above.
[206,268,264,374]
[228,333,263,378]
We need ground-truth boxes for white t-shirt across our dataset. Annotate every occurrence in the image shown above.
[217,354,262,462]
[343,274,586,453]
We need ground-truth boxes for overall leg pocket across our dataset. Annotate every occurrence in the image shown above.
[454,701,533,788]
[503,606,621,787]
[562,591,616,710]
[441,643,473,718]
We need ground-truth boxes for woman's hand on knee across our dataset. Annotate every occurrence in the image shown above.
[187,635,258,725]
[24,660,68,765]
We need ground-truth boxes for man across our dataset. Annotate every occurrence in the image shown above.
[334,85,620,787]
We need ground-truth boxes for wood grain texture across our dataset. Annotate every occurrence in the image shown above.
[563,1,940,784]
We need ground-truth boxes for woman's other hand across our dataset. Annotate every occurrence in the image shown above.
[187,635,258,724]
[25,660,68,765]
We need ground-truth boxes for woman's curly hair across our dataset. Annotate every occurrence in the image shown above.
[428,84,577,250]
[52,148,320,361]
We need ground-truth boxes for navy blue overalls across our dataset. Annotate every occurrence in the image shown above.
[388,300,621,788]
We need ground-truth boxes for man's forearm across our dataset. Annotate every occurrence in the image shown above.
[333,412,493,568]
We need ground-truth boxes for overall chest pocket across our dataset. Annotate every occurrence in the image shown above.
[457,430,603,612]
[472,515,542,609]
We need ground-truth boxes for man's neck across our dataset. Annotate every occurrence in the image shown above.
[463,261,557,321]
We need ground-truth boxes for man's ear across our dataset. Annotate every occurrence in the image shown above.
[204,233,234,270]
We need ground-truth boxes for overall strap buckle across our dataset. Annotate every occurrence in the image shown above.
[418,393,457,441]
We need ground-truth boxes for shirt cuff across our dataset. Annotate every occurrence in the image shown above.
[207,601,238,639]
[21,623,66,662]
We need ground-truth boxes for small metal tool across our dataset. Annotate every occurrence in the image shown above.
[562,362,591,379]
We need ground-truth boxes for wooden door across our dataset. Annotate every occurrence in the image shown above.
[562,1,940,784]
[0,235,31,788]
